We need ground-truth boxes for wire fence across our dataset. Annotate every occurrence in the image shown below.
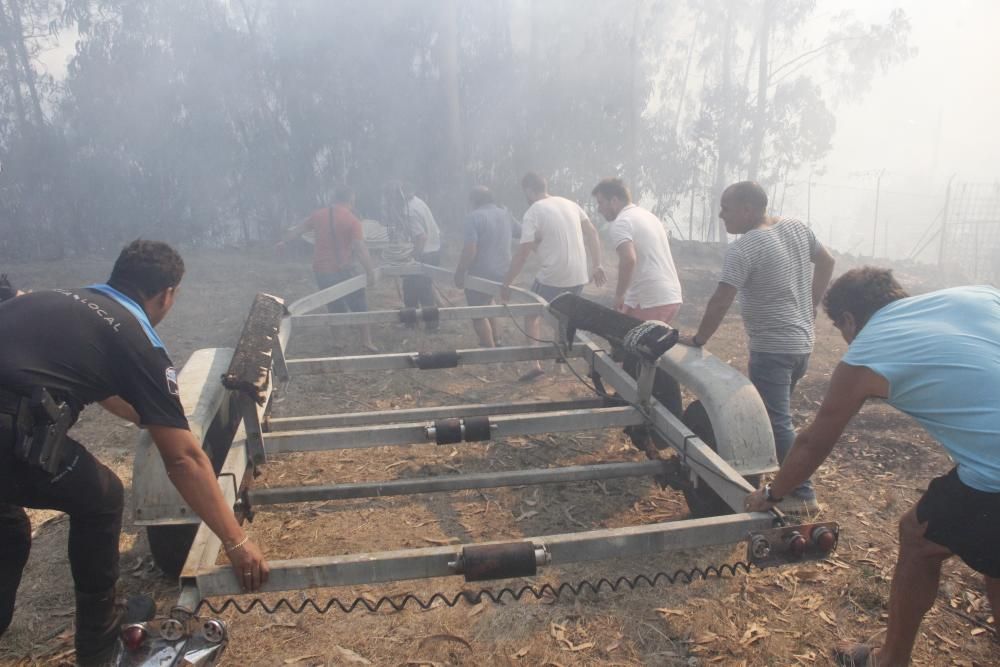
[939,182,1000,284]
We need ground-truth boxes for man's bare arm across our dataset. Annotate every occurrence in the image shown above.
[412,233,427,257]
[769,363,887,498]
[614,242,637,311]
[580,218,606,286]
[687,283,738,346]
[99,396,140,425]
[148,425,270,590]
[454,241,477,288]
[352,239,376,287]
[501,243,535,302]
[811,244,836,312]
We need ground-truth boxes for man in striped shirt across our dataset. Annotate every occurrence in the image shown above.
[683,181,836,512]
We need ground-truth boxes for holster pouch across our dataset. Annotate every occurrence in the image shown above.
[13,387,72,475]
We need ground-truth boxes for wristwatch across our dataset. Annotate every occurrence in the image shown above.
[764,483,784,503]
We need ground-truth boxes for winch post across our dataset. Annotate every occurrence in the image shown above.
[636,360,657,408]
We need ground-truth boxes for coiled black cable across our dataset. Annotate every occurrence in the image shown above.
[193,561,754,615]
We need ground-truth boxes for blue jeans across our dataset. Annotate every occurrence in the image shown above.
[748,350,814,498]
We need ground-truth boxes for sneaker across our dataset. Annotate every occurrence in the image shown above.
[776,492,821,515]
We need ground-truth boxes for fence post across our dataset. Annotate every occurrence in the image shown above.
[938,175,954,267]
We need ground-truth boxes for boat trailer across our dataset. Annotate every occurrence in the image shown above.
[123,263,839,664]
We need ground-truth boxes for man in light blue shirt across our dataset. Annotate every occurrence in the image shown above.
[745,267,999,666]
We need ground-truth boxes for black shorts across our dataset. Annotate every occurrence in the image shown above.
[464,289,494,307]
[916,468,1000,578]
[530,280,584,303]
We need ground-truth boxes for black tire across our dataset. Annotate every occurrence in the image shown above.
[147,524,199,578]
[680,400,761,518]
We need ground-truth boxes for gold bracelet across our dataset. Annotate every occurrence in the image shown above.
[225,535,249,553]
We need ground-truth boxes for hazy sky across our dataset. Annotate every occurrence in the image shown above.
[42,2,996,186]
[826,0,1000,186]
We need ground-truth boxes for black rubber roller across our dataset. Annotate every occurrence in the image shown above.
[414,351,460,369]
[434,418,463,445]
[398,307,418,325]
[461,541,537,582]
[463,416,492,442]
[421,307,440,326]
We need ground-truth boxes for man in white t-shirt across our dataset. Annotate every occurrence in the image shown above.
[384,181,443,329]
[501,172,606,381]
[592,178,682,322]
[593,177,683,418]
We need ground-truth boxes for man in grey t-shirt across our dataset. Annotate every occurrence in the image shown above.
[682,181,836,512]
[455,186,520,347]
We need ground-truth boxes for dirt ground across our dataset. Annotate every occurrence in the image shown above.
[0,242,996,666]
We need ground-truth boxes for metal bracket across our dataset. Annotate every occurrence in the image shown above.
[234,487,255,524]
[240,396,266,468]
[271,340,290,396]
[635,360,657,409]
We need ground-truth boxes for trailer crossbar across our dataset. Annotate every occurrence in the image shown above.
[249,459,670,505]
[265,397,614,431]
[263,406,644,453]
[190,512,774,596]
[286,343,583,374]
[292,303,545,328]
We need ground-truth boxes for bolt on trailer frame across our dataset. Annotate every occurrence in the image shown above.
[130,262,839,615]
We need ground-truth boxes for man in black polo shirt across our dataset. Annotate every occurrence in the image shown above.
[0,240,269,665]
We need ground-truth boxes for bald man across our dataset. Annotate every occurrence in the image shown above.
[683,181,836,513]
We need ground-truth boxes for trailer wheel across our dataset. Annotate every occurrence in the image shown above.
[680,400,760,518]
[147,524,198,578]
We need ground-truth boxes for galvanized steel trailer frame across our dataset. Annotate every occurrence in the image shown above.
[131,263,794,613]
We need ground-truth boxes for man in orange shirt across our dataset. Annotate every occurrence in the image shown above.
[283,186,378,352]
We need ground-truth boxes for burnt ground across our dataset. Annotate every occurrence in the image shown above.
[0,243,996,666]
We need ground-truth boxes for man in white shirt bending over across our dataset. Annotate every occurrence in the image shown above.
[501,172,606,382]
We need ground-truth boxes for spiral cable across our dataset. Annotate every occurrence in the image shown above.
[193,561,754,615]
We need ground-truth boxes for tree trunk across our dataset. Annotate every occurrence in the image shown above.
[672,24,697,141]
[0,1,27,131]
[438,0,465,231]
[511,0,538,175]
[709,5,735,245]
[624,1,641,189]
[747,0,774,180]
[7,0,44,126]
